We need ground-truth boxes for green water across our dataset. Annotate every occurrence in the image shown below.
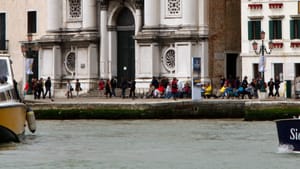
[0,120,299,169]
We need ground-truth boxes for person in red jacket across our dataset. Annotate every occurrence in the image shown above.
[98,79,105,97]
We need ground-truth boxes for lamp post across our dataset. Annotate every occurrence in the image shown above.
[21,34,38,95]
[252,31,273,92]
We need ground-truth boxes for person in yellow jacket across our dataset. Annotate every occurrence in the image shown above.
[204,82,212,98]
[217,84,227,98]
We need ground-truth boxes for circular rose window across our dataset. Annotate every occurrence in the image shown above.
[64,52,75,74]
[163,48,175,72]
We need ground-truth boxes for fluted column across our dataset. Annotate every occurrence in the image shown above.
[144,0,160,27]
[47,0,62,31]
[83,0,97,29]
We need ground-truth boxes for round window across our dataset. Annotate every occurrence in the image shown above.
[163,48,175,72]
[65,52,75,74]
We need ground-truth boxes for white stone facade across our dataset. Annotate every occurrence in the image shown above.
[0,0,211,97]
[241,0,300,97]
[37,0,209,96]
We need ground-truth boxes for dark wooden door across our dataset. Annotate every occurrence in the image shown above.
[117,31,135,83]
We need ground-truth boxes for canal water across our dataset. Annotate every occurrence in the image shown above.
[0,119,299,169]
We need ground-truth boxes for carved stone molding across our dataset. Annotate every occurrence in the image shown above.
[135,0,144,9]
[99,0,108,10]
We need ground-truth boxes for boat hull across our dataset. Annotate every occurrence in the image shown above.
[276,119,300,152]
[0,103,27,143]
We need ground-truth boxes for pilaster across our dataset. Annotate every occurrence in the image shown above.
[47,0,62,31]
[144,0,160,27]
[83,0,97,29]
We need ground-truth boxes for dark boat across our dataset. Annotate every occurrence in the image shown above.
[275,118,300,152]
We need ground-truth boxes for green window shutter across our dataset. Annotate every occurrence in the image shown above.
[290,20,295,39]
[269,20,274,40]
[297,20,300,39]
[255,21,261,39]
[248,21,253,40]
[278,20,282,39]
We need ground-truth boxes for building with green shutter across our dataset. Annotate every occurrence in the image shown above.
[241,0,300,98]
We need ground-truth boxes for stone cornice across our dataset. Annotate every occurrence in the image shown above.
[134,32,208,43]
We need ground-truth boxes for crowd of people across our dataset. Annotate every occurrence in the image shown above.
[97,76,191,100]
[26,77,53,100]
[24,75,282,100]
[201,75,281,99]
[144,77,191,99]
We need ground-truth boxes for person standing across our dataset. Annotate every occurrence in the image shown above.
[43,77,52,99]
[268,78,275,97]
[98,79,105,97]
[241,76,248,89]
[66,80,73,99]
[105,79,112,98]
[121,78,128,98]
[274,76,281,97]
[171,77,178,100]
[129,79,136,99]
[36,78,44,99]
[111,76,117,97]
[31,78,38,99]
[75,79,81,97]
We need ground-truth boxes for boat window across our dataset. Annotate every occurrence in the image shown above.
[0,60,8,77]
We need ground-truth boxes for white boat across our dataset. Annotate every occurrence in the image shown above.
[0,56,36,143]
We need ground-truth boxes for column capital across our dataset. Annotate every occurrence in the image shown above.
[98,0,108,10]
[135,0,144,9]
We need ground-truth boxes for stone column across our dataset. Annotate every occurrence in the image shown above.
[47,0,62,31]
[182,0,197,26]
[135,1,143,34]
[144,0,160,27]
[100,2,109,79]
[199,0,209,34]
[82,0,97,29]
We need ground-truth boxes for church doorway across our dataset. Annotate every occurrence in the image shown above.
[116,7,135,84]
[226,53,238,80]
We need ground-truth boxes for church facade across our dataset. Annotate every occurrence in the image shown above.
[37,0,209,96]
[0,0,241,97]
